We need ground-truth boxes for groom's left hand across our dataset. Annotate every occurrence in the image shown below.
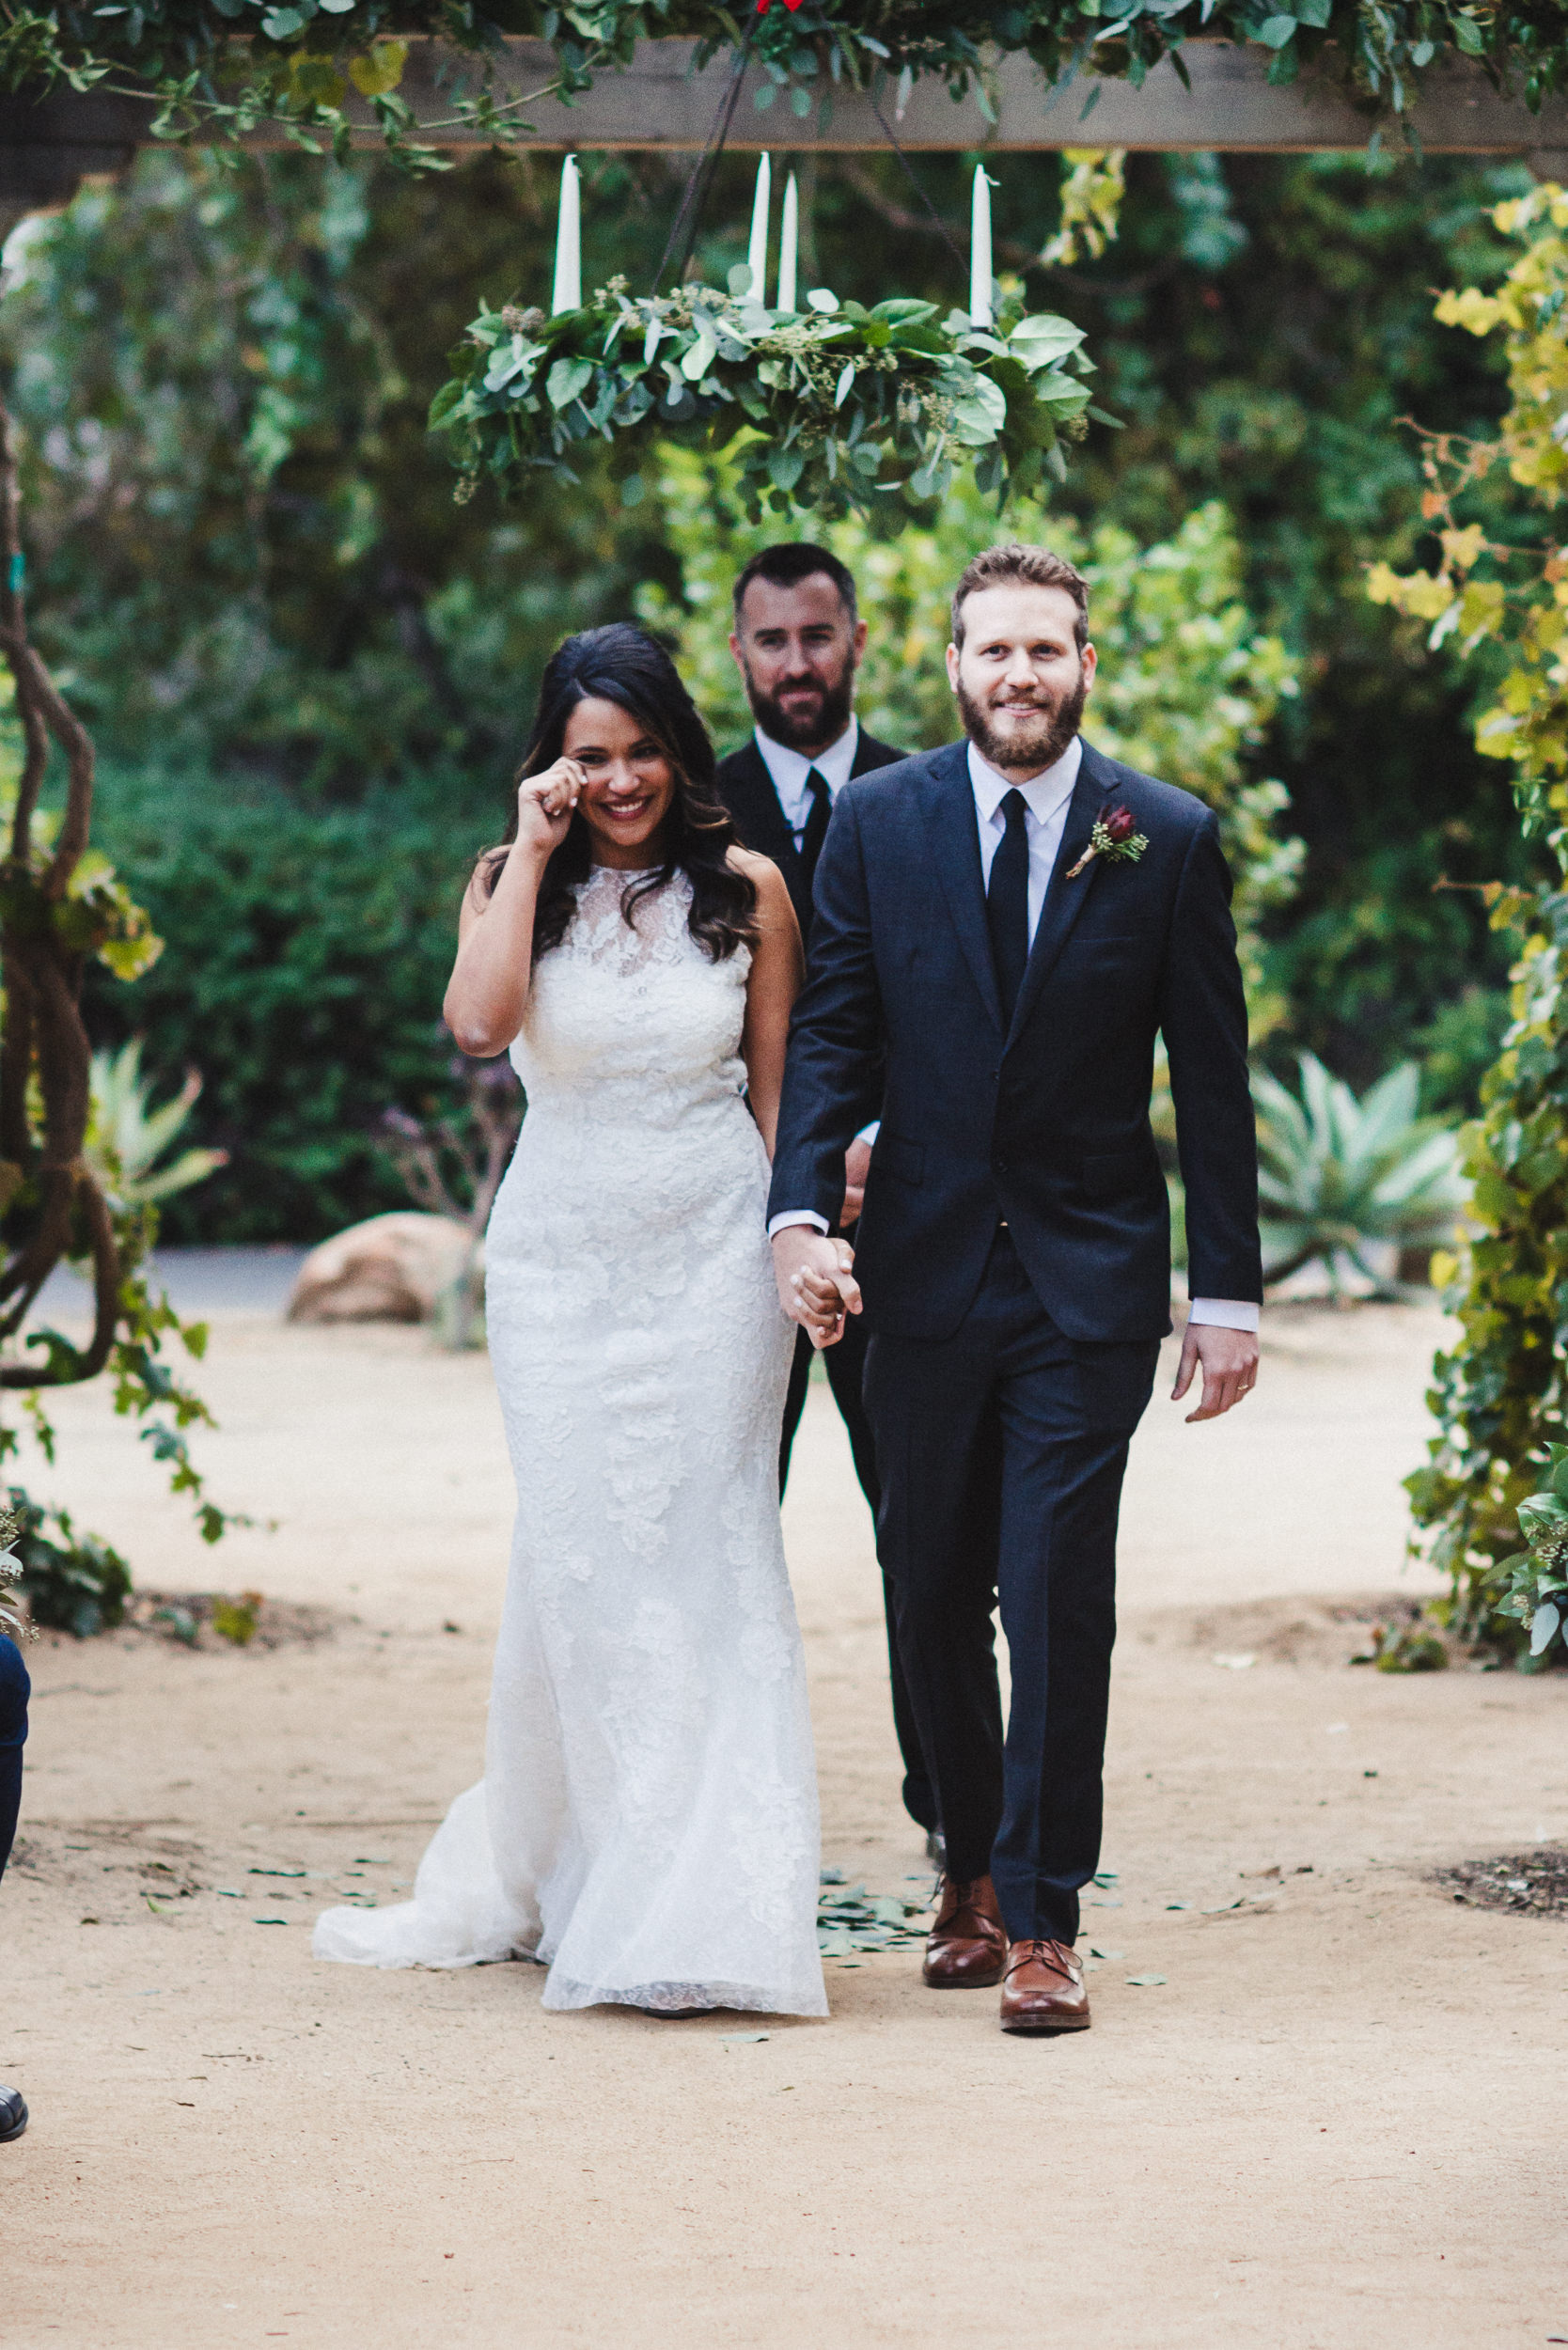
[1171,1323,1259,1422]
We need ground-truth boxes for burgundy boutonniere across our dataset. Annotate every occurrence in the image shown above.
[1065,802,1149,881]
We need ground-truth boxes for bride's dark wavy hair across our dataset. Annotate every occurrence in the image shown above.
[478,623,758,963]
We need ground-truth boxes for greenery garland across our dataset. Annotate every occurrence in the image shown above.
[431,271,1101,517]
[1371,182,1568,1662]
[2,1,1563,170]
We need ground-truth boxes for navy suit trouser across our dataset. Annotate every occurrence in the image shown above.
[862,1229,1157,1945]
[0,1634,29,1883]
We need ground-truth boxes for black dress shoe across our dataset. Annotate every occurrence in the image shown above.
[0,2085,27,2142]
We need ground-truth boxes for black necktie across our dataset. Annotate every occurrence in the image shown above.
[797,767,832,901]
[987,789,1030,1024]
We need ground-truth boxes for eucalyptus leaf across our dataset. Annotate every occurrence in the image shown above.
[546,355,594,411]
[1529,1599,1561,1653]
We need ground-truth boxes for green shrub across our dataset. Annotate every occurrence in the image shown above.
[4,1492,133,1639]
[84,766,494,1242]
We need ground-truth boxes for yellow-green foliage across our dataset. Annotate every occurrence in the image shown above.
[1369,183,1568,1653]
[0,677,162,984]
[639,450,1302,1031]
[1041,150,1127,269]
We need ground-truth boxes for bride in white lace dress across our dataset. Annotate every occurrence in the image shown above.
[313,625,832,2017]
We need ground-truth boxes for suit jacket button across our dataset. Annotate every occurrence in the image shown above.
[993,1156,1008,1175]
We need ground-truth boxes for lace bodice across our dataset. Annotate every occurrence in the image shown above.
[510,865,750,1128]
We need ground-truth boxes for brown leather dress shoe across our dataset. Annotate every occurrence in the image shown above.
[998,1937,1091,2034]
[922,1873,1008,1988]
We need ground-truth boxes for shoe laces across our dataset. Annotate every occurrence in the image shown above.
[935,1879,998,1936]
[1007,1936,1078,1982]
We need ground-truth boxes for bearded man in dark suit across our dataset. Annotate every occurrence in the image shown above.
[714,541,937,1851]
[769,542,1262,2035]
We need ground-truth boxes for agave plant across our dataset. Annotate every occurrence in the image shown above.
[85,1039,227,1210]
[1253,1054,1467,1298]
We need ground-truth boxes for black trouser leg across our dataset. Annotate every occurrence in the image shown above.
[864,1308,1008,1884]
[987,1339,1150,1945]
[0,1635,29,1884]
[779,1317,937,1835]
[864,1232,1155,1943]
[778,1324,813,1495]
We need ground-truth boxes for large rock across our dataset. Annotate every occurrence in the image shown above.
[287,1213,478,1324]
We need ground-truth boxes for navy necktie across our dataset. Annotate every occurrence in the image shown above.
[987,788,1030,1024]
[797,767,832,900]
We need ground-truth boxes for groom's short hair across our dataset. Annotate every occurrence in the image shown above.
[732,543,858,626]
[950,544,1090,651]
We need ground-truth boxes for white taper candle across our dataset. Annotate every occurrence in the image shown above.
[969,164,993,327]
[776,171,798,313]
[746,152,772,299]
[552,153,581,314]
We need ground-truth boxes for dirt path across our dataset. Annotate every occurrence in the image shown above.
[4,1304,1566,2348]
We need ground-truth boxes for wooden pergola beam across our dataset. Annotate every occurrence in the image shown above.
[343,38,1568,160]
[3,37,1567,234]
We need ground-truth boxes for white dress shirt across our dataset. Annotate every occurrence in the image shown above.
[754,717,860,848]
[768,731,1258,1333]
[968,735,1081,942]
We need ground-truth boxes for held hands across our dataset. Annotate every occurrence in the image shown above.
[772,1228,862,1350]
[1171,1322,1259,1422]
[516,757,585,859]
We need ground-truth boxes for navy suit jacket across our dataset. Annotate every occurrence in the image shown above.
[767,736,1262,1344]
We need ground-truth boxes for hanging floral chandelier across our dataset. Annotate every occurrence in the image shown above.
[431,155,1104,520]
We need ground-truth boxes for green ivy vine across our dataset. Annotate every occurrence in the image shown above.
[1372,185,1568,1661]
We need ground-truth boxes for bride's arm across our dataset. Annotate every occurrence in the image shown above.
[444,759,582,1058]
[738,854,805,1162]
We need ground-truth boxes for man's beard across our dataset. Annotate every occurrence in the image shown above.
[742,659,856,753]
[956,668,1087,774]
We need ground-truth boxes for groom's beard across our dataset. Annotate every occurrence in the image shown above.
[957,666,1087,774]
[741,657,856,753]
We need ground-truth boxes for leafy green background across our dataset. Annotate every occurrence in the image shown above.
[0,139,1540,1235]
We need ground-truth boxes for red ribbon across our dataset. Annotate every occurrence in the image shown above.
[757,0,806,12]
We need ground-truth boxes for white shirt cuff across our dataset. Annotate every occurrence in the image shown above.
[768,1212,830,1239]
[855,1120,881,1145]
[1187,1297,1260,1331]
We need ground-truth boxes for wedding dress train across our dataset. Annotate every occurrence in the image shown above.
[313,865,825,2015]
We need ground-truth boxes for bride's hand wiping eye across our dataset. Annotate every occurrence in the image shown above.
[517,758,585,858]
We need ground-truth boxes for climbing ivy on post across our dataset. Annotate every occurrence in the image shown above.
[1369,183,1568,1656]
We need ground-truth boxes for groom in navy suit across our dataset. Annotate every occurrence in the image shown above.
[769,543,1262,2035]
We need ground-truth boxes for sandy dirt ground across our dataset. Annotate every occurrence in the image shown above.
[3,1300,1566,2349]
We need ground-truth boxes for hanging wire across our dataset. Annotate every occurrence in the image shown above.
[651,36,969,302]
[866,83,971,283]
[652,13,766,293]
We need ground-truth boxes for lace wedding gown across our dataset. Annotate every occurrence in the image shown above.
[313,865,826,2016]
